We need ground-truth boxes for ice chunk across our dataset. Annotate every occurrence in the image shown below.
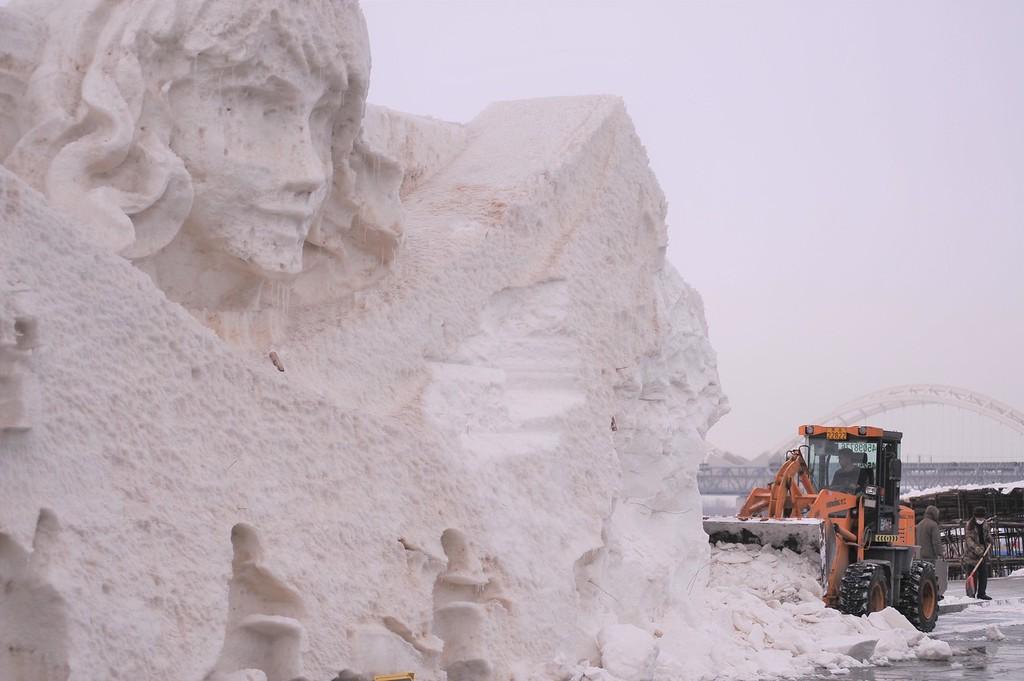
[867,607,917,632]
[986,625,1007,641]
[819,635,879,661]
[915,638,953,661]
[873,630,917,663]
[752,649,795,676]
[598,624,658,681]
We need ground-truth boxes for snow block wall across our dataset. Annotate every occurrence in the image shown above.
[1,90,726,680]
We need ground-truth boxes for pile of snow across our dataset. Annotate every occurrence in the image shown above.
[706,544,951,671]
[709,540,824,603]
[574,543,954,680]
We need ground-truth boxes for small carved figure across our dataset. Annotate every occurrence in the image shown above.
[0,287,39,432]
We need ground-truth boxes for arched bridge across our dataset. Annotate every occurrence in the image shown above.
[699,385,1024,496]
[773,384,1024,458]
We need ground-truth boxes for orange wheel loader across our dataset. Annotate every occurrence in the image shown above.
[703,426,940,632]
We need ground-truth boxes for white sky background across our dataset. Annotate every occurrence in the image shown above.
[362,0,1024,458]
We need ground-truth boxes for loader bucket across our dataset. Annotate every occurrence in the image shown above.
[703,516,832,591]
[703,517,826,553]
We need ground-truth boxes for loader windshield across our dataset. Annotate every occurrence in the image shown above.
[808,438,877,494]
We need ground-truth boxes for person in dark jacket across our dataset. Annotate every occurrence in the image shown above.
[917,505,943,560]
[829,448,872,493]
[963,506,993,600]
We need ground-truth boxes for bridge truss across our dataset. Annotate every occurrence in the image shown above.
[772,384,1024,458]
[701,385,1024,497]
[697,461,1024,496]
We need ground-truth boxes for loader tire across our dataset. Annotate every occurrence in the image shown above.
[897,560,939,632]
[839,562,889,617]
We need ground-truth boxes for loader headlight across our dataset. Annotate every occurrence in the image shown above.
[805,425,814,434]
[865,485,877,496]
[858,426,868,435]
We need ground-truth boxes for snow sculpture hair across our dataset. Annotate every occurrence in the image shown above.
[3,0,401,299]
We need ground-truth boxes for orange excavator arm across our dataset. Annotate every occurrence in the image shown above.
[738,449,819,519]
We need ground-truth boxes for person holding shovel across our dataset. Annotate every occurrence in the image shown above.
[963,506,993,600]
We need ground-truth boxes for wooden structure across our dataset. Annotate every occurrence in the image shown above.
[904,485,1024,579]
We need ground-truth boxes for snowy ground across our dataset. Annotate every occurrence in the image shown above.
[799,624,1024,680]
[797,600,1024,680]
[944,575,1024,607]
[770,569,1024,675]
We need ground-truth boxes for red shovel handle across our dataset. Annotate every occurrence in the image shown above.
[967,544,992,580]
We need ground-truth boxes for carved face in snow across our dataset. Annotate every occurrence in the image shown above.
[3,0,401,292]
[168,58,343,273]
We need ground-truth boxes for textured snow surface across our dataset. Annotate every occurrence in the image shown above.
[1,95,732,680]
[362,105,469,198]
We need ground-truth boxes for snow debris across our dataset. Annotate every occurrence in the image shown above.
[914,638,953,661]
[819,636,878,662]
[709,541,823,603]
[867,607,919,633]
[985,624,1007,641]
[902,480,1024,499]
[597,625,659,681]
[565,541,959,681]
[660,544,953,679]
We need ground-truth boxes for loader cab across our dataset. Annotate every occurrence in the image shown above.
[802,427,901,489]
[810,440,877,494]
[801,425,904,531]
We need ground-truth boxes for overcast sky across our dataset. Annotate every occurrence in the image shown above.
[362,0,1024,458]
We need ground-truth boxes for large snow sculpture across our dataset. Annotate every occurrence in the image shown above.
[1,0,402,311]
[1,85,730,681]
[1,2,731,679]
